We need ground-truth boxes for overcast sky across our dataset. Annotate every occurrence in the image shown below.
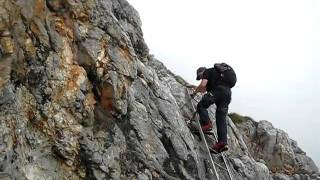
[127,0,320,167]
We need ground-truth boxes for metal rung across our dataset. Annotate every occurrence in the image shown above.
[189,95,234,180]
[214,162,228,172]
[195,117,220,180]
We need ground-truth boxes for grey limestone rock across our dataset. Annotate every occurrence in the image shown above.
[234,114,319,178]
[273,173,291,180]
[0,0,318,179]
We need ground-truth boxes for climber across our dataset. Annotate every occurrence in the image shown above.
[191,63,237,154]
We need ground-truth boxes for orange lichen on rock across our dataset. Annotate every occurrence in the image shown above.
[33,0,46,19]
[30,21,40,37]
[54,17,74,40]
[100,83,114,111]
[61,39,74,65]
[70,6,89,22]
[119,46,133,62]
[84,92,96,107]
[24,38,36,57]
[66,65,86,93]
[0,32,14,54]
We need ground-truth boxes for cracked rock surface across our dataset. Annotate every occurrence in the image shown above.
[0,0,318,179]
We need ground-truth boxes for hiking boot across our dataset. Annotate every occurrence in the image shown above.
[210,142,228,154]
[201,121,213,132]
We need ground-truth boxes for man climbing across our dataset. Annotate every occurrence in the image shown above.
[192,63,237,154]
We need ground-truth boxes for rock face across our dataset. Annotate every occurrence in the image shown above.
[0,0,318,180]
[234,117,320,179]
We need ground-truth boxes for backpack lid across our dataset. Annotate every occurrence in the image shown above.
[214,63,230,72]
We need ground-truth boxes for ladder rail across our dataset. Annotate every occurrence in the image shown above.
[214,162,228,172]
[210,123,234,180]
[195,115,220,180]
[202,131,235,178]
[190,111,219,180]
[192,94,234,180]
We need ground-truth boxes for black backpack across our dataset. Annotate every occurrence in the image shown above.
[214,63,237,88]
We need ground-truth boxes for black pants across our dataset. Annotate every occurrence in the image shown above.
[196,86,231,143]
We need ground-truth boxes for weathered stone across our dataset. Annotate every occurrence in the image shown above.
[273,173,291,180]
[46,0,67,13]
[30,18,50,46]
[235,114,319,176]
[0,0,318,180]
[0,54,12,91]
[0,84,14,105]
[0,173,11,180]
[0,32,14,54]
[293,174,301,180]
[0,7,9,31]
[311,174,318,179]
[230,156,272,180]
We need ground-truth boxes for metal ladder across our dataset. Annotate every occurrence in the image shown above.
[189,95,234,180]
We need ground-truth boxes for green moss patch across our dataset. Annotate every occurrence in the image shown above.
[228,113,251,124]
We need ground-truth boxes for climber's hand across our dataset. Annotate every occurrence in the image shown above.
[190,92,197,98]
[191,85,197,90]
[186,84,197,89]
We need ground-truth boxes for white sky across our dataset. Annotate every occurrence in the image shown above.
[127,0,320,167]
